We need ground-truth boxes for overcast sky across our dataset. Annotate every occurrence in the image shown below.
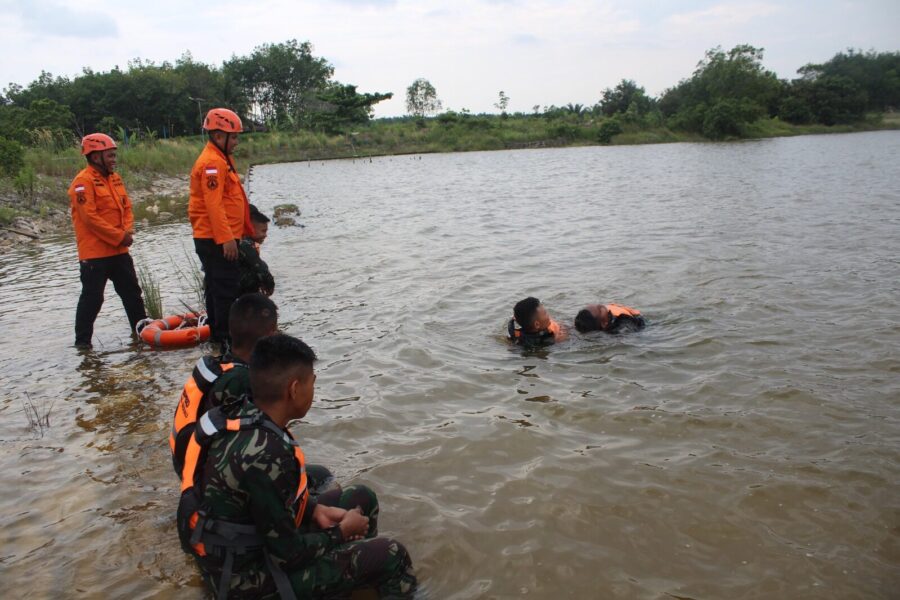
[0,0,896,117]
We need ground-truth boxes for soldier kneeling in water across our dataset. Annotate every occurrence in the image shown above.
[508,296,569,345]
[574,303,645,334]
[177,334,417,599]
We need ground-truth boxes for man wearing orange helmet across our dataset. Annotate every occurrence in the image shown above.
[188,107,254,349]
[68,133,147,349]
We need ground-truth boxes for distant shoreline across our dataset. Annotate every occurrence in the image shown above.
[2,117,897,249]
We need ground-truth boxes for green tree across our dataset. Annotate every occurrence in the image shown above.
[660,44,782,137]
[406,78,441,118]
[224,39,333,128]
[494,90,509,114]
[783,75,868,125]
[598,79,654,117]
[306,84,392,133]
[797,49,900,112]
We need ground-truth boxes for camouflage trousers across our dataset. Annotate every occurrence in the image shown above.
[288,484,417,598]
[200,482,416,599]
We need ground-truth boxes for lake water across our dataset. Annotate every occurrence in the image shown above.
[1,131,899,599]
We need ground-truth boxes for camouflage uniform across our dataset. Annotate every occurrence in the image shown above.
[208,353,251,408]
[207,356,337,493]
[237,238,275,296]
[195,398,416,598]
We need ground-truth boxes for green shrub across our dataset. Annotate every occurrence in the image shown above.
[13,166,37,206]
[0,137,25,178]
[598,119,623,143]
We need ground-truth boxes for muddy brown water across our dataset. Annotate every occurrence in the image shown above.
[1,131,899,599]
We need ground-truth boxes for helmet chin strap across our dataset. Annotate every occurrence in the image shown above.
[212,132,229,156]
[90,153,110,177]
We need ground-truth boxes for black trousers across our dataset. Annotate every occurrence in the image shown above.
[194,238,239,345]
[75,253,147,346]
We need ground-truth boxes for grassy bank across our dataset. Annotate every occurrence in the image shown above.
[3,113,898,227]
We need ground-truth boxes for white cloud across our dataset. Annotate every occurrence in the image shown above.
[666,2,781,30]
[0,1,897,116]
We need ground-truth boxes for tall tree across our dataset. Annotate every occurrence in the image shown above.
[224,40,333,127]
[406,78,441,118]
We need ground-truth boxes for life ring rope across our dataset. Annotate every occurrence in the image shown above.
[138,312,210,348]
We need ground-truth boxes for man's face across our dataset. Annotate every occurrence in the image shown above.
[290,370,317,419]
[224,132,239,154]
[533,304,551,330]
[93,149,117,172]
[212,131,240,154]
[253,221,268,244]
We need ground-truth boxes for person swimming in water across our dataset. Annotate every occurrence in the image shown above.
[508,297,568,345]
[574,303,645,334]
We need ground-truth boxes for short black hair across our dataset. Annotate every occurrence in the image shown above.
[513,297,541,329]
[250,334,317,404]
[229,293,278,349]
[249,204,270,224]
[574,308,600,333]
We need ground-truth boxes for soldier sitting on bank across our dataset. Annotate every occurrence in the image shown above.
[238,205,275,297]
[574,302,645,334]
[176,334,417,598]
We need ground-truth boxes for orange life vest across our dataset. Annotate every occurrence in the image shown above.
[170,356,241,477]
[606,303,641,318]
[508,318,560,345]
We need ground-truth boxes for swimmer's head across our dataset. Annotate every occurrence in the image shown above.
[514,296,551,332]
[574,304,607,332]
[249,204,270,244]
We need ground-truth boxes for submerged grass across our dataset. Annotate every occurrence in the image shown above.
[137,263,164,319]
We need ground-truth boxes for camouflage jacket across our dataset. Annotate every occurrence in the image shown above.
[207,353,250,409]
[238,238,275,296]
[198,399,342,595]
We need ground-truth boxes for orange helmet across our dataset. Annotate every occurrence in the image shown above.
[203,108,243,133]
[81,133,117,155]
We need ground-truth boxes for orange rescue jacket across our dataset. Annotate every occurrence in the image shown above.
[188,142,253,244]
[606,304,641,318]
[68,166,133,260]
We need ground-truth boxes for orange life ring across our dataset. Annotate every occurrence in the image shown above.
[138,312,211,348]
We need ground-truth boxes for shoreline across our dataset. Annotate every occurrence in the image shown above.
[2,122,898,249]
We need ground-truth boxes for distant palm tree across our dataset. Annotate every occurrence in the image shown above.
[564,103,585,116]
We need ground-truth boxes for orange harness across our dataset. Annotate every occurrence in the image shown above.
[508,318,560,345]
[170,356,240,477]
[606,303,641,318]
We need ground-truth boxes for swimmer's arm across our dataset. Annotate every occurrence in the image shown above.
[554,324,570,343]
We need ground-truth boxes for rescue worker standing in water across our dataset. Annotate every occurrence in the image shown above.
[188,108,254,349]
[68,133,146,349]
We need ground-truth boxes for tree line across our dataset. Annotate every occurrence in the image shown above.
[0,40,391,148]
[1,42,897,157]
[408,45,898,141]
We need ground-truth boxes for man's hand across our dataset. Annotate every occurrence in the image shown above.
[222,239,238,261]
[338,507,369,541]
[120,232,134,247]
[312,504,346,530]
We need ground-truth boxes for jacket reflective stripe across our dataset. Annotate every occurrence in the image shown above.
[196,355,220,383]
[180,411,310,521]
[171,358,240,474]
